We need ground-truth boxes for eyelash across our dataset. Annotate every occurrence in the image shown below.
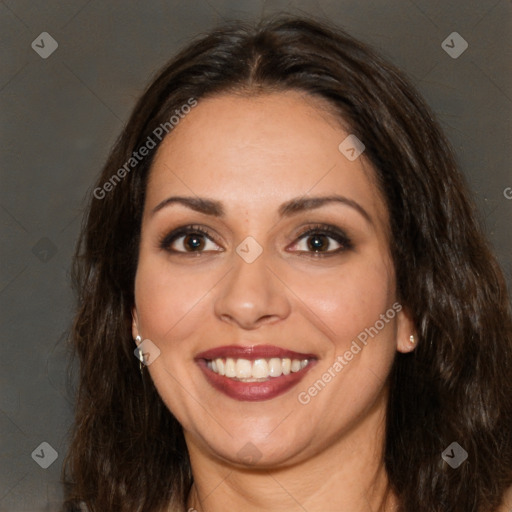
[158,223,353,258]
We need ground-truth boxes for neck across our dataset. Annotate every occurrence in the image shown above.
[185,387,397,512]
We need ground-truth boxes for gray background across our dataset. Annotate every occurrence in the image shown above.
[1,0,511,510]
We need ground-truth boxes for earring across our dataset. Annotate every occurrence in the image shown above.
[409,335,416,345]
[135,336,144,375]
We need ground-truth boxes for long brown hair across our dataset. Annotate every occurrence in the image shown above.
[62,15,512,512]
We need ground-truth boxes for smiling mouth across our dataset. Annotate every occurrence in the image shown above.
[195,345,317,401]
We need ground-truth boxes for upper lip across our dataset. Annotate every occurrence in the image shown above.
[195,344,317,361]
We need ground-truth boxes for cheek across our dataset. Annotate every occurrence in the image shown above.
[134,257,214,344]
[134,258,211,426]
[289,254,395,348]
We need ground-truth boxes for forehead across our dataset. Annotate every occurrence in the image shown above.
[145,91,388,232]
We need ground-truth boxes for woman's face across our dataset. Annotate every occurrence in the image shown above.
[132,90,415,467]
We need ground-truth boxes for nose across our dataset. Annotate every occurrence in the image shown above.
[213,249,291,330]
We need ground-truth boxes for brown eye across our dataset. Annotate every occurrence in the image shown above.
[291,224,353,256]
[159,225,222,254]
[181,233,207,252]
[305,233,333,252]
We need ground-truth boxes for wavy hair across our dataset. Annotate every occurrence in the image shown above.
[61,15,512,512]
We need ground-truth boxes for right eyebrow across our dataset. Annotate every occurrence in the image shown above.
[151,196,224,218]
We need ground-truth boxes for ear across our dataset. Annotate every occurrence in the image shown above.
[395,304,417,354]
[132,307,139,342]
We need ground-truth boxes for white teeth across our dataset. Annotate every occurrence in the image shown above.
[207,357,310,380]
[235,358,252,379]
[225,358,236,378]
[252,359,269,379]
[268,358,282,377]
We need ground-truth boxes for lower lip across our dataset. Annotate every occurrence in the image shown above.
[196,360,316,401]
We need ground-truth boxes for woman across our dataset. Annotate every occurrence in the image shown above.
[62,15,512,512]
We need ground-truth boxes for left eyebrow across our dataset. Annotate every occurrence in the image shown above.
[277,195,373,226]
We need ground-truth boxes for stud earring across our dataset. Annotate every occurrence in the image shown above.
[409,335,416,345]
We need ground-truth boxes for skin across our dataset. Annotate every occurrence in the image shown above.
[132,90,418,512]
